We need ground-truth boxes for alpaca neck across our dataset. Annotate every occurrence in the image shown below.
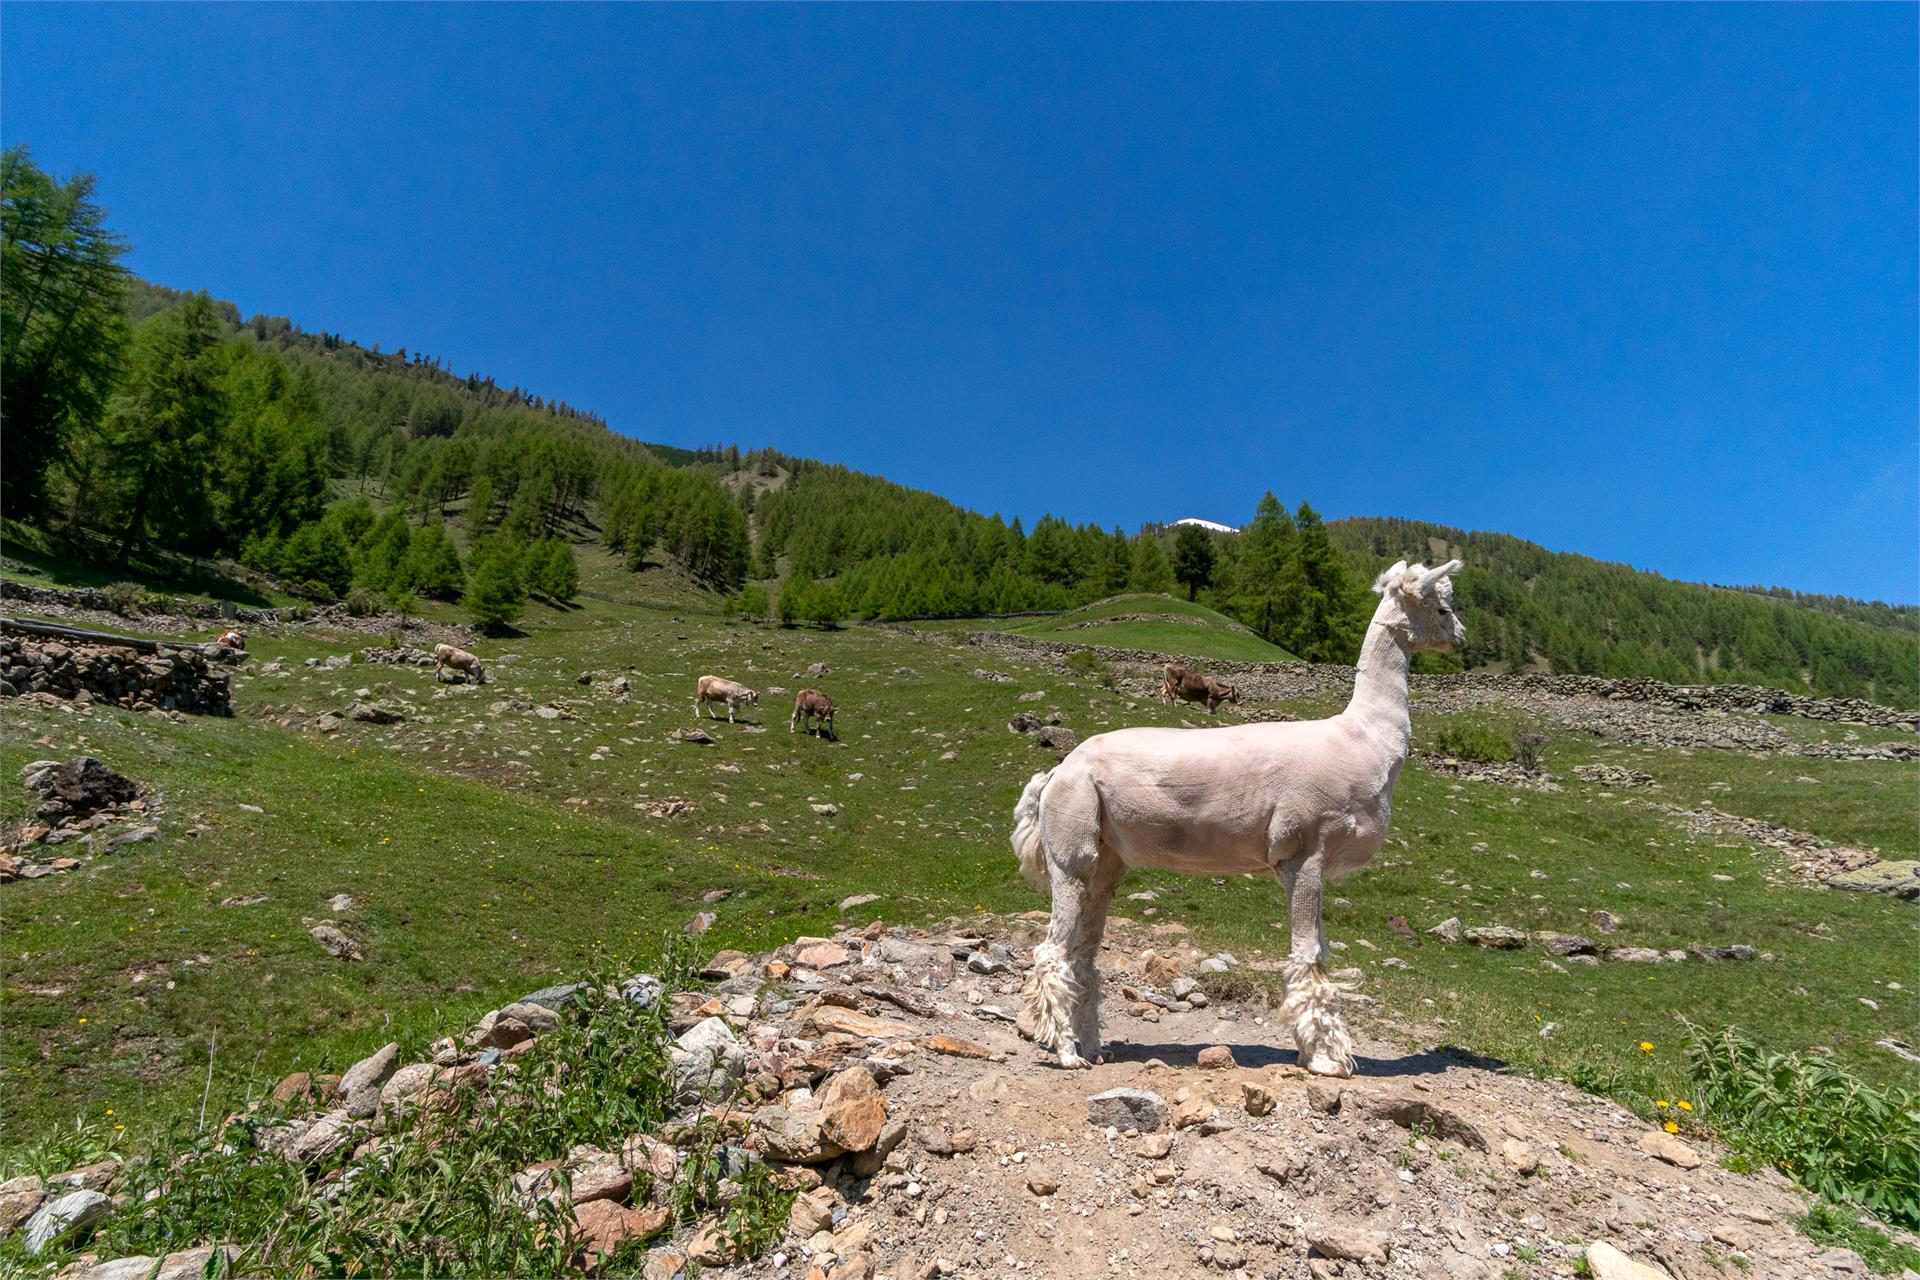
[1342,609,1412,756]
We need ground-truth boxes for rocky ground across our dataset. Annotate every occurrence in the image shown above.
[0,757,163,883]
[21,918,1891,1280]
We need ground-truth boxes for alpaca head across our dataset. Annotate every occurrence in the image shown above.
[1372,559,1466,652]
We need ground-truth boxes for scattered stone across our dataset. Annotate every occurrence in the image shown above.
[1534,932,1597,956]
[1689,944,1758,963]
[1307,1226,1389,1264]
[1465,924,1526,949]
[838,893,881,912]
[1086,1088,1168,1133]
[670,726,715,745]
[1426,917,1463,943]
[671,1017,745,1100]
[310,923,362,961]
[1608,947,1665,964]
[1305,1079,1344,1115]
[1357,1090,1490,1150]
[345,700,405,724]
[684,911,716,935]
[22,1188,111,1255]
[1241,1082,1275,1116]
[924,1035,992,1060]
[1585,1241,1674,1280]
[1637,1128,1702,1169]
[1196,1044,1236,1069]
[1025,1173,1059,1196]
[1573,763,1654,788]
[1591,910,1622,934]
[1501,1137,1540,1174]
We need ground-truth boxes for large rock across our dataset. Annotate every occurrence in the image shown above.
[670,1017,745,1101]
[1355,1090,1490,1151]
[805,1006,917,1039]
[379,1063,441,1110]
[1586,1242,1673,1280]
[22,1188,110,1254]
[31,757,137,821]
[1086,1088,1169,1133]
[1464,925,1526,949]
[1830,860,1920,900]
[290,1109,359,1163]
[1534,932,1598,956]
[1307,1227,1390,1263]
[1637,1129,1702,1169]
[0,1176,46,1235]
[573,1200,669,1266]
[818,1067,888,1153]
[339,1042,399,1115]
[752,1107,840,1163]
[1426,917,1463,943]
[345,700,405,724]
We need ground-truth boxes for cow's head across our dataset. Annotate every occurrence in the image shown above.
[1223,683,1239,705]
[745,688,760,706]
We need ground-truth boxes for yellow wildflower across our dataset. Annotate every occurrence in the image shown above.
[1638,1041,1654,1053]
[1655,1100,1669,1109]
[1677,1100,1693,1112]
[1663,1121,1679,1134]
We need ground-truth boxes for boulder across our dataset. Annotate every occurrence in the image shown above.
[1465,925,1526,949]
[1533,932,1598,956]
[1196,1045,1236,1069]
[1307,1227,1389,1264]
[339,1042,399,1113]
[1086,1087,1169,1133]
[22,1188,110,1254]
[345,701,405,724]
[290,1109,358,1163]
[573,1200,669,1266]
[1585,1242,1674,1280]
[1426,917,1463,943]
[752,1107,840,1163]
[1829,860,1920,900]
[818,1067,888,1153]
[1608,947,1665,964]
[310,923,362,961]
[1355,1090,1490,1151]
[1637,1129,1702,1169]
[670,1017,746,1101]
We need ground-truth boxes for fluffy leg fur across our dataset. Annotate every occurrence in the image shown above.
[1279,958,1356,1077]
[1019,938,1081,1065]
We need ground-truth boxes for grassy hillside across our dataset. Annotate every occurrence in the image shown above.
[982,592,1298,662]
[1330,515,1919,706]
[3,573,1913,1167]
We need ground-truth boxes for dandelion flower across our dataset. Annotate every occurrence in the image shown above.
[1655,1100,1669,1109]
[1663,1121,1679,1134]
[1677,1100,1692,1112]
[1638,1041,1655,1053]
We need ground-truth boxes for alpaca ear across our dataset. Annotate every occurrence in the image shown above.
[1373,559,1412,596]
[1418,559,1464,593]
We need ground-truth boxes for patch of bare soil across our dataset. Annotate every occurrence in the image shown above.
[709,918,1831,1280]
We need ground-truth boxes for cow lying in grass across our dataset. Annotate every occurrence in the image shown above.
[214,629,246,650]
[432,643,487,684]
[695,675,758,722]
[791,688,836,739]
[1162,662,1238,713]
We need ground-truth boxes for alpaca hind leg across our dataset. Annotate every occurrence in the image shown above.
[1066,854,1125,1063]
[1021,875,1093,1068]
[1276,855,1355,1077]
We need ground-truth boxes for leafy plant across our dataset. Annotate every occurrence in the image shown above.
[1795,1202,1920,1276]
[103,580,145,615]
[1684,1022,1920,1230]
[1431,717,1515,764]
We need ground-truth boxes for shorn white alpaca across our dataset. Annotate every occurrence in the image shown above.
[1012,559,1465,1076]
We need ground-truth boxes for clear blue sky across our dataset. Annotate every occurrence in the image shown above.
[5,4,1915,601]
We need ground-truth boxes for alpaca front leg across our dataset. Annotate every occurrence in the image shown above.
[1276,856,1355,1077]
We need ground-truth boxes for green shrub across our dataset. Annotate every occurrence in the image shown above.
[1796,1202,1920,1276]
[1431,719,1514,763]
[1684,1022,1920,1230]
[344,587,384,618]
[1063,649,1114,689]
[103,580,144,615]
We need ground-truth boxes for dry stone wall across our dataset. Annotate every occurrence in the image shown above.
[934,628,1919,731]
[0,635,231,715]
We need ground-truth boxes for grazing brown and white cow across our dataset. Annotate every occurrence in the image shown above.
[1163,662,1237,714]
[695,675,758,722]
[214,629,246,650]
[791,688,836,739]
[432,643,487,684]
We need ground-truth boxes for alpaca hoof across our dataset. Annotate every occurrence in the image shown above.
[1304,1049,1355,1078]
[1057,1048,1092,1070]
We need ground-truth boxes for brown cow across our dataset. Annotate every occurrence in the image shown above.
[433,643,487,684]
[1162,662,1237,714]
[214,629,246,650]
[695,675,758,722]
[791,688,836,739]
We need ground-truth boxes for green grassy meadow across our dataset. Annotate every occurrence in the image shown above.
[940,591,1298,662]
[2,578,1915,1164]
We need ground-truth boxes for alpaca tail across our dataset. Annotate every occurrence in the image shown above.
[1011,771,1054,895]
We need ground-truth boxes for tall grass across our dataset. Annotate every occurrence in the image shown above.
[7,941,791,1278]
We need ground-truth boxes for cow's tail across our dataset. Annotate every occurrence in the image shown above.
[1011,771,1054,896]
